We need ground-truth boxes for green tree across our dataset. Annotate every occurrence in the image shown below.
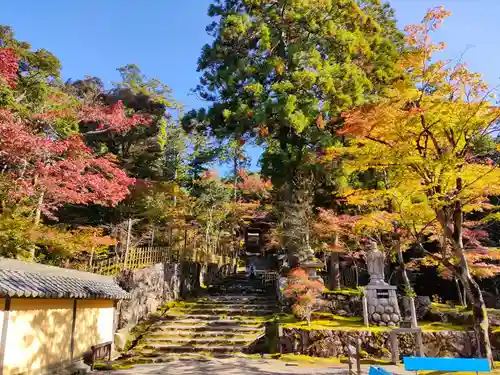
[195,0,403,261]
[196,0,402,183]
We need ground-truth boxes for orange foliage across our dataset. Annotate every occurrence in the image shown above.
[284,268,325,325]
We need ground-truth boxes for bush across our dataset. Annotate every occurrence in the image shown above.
[284,268,325,326]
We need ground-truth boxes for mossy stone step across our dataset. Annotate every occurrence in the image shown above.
[151,323,263,331]
[144,337,253,345]
[153,318,263,326]
[142,343,247,353]
[148,331,260,339]
[135,351,240,360]
[203,296,275,302]
[172,309,274,316]
[165,313,271,321]
[178,305,277,311]
[181,300,276,306]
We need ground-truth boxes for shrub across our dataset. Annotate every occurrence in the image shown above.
[284,268,325,326]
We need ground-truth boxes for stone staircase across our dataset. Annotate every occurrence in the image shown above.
[133,272,276,361]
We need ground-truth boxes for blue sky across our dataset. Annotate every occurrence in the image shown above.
[1,0,498,174]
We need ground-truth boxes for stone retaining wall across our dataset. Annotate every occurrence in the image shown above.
[320,293,362,317]
[113,260,230,351]
[277,328,500,360]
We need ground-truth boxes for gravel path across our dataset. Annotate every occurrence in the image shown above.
[98,357,412,375]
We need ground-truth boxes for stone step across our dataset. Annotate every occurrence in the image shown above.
[165,314,269,321]
[203,296,275,302]
[148,330,262,338]
[208,290,268,295]
[173,309,274,316]
[154,318,263,326]
[144,337,254,345]
[141,343,247,353]
[151,324,264,332]
[180,304,277,311]
[131,352,243,363]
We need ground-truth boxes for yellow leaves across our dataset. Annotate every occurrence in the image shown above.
[354,211,397,235]
[275,59,285,76]
[345,188,387,208]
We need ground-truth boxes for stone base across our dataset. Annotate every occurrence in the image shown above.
[366,284,401,326]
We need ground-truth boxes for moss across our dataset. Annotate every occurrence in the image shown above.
[323,288,362,296]
[419,321,468,332]
[93,362,133,371]
[277,354,342,365]
[279,312,469,333]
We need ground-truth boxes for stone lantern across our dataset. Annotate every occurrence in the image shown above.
[301,259,324,284]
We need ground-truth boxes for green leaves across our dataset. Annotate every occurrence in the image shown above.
[196,0,403,189]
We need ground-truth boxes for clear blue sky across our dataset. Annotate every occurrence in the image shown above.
[1,0,498,173]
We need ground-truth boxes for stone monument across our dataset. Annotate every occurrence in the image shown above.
[365,241,401,326]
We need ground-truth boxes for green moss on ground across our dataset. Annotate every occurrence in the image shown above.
[431,303,500,317]
[277,354,342,365]
[323,288,362,296]
[278,312,470,332]
[93,362,134,371]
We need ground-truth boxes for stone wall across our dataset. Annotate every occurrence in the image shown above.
[115,263,182,330]
[320,292,362,317]
[113,260,228,351]
[277,328,500,359]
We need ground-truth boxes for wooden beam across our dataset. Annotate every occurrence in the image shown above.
[70,300,77,361]
[0,297,11,375]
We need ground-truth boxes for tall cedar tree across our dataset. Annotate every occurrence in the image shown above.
[195,0,403,191]
[331,7,500,364]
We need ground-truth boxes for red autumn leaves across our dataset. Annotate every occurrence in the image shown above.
[0,110,135,216]
[0,48,18,88]
[0,53,152,218]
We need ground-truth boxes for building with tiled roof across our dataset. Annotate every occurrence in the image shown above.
[0,257,129,375]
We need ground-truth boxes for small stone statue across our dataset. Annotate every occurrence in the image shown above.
[367,240,385,285]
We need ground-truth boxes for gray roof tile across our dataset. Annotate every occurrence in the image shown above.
[0,258,130,300]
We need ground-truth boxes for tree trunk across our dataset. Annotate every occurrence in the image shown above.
[329,252,341,290]
[455,278,465,306]
[329,234,341,290]
[233,154,238,203]
[443,178,493,365]
[123,218,132,268]
[30,191,45,260]
[395,235,411,292]
[456,249,492,363]
[34,191,44,226]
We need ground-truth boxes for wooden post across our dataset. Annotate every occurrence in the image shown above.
[362,295,369,327]
[150,226,155,249]
[409,297,418,328]
[391,331,399,364]
[356,339,361,375]
[0,297,12,374]
[416,330,424,357]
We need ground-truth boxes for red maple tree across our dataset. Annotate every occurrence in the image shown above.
[284,268,325,326]
[79,100,151,134]
[0,48,18,88]
[0,109,134,218]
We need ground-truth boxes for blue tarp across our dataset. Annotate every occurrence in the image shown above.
[403,357,490,372]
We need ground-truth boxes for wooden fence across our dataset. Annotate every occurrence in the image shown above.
[86,245,237,276]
